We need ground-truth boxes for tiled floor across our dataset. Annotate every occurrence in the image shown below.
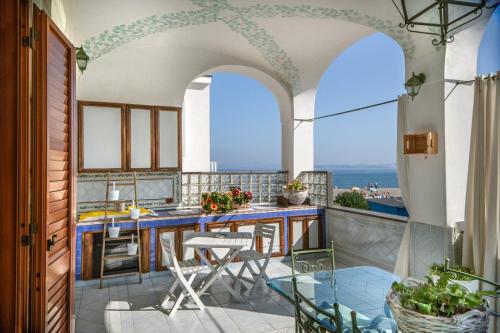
[75,257,349,333]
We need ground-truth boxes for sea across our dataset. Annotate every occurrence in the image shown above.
[219,165,399,190]
[323,167,399,189]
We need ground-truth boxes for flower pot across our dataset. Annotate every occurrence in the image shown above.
[130,208,140,220]
[108,226,120,238]
[232,203,241,210]
[109,190,120,201]
[127,242,138,255]
[284,189,308,205]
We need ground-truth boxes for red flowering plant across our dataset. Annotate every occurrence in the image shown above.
[230,187,253,205]
[201,191,232,213]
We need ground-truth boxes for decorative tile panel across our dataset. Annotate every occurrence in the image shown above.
[181,171,288,207]
[77,172,181,212]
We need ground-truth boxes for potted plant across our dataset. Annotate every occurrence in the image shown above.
[283,180,308,205]
[201,191,233,213]
[430,263,479,293]
[387,273,495,332]
[230,187,253,209]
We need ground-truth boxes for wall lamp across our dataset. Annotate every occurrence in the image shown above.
[405,72,426,100]
[76,45,89,74]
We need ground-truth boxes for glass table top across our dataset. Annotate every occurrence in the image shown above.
[268,266,400,331]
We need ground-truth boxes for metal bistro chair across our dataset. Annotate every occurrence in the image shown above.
[291,243,397,333]
[236,223,276,295]
[159,237,206,316]
[291,242,343,332]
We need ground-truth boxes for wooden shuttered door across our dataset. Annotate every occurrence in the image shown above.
[33,8,76,333]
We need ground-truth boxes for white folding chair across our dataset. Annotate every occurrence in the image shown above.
[159,237,206,316]
[235,223,276,295]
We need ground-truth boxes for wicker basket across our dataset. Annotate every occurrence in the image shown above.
[386,279,489,333]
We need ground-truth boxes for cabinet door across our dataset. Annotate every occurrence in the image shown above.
[258,218,284,256]
[235,221,256,252]
[156,107,181,170]
[289,219,304,251]
[128,107,154,170]
[288,216,322,252]
[79,102,125,171]
[180,226,198,260]
[306,218,320,249]
[156,228,177,270]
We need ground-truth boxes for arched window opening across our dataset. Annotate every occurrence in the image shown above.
[314,32,407,215]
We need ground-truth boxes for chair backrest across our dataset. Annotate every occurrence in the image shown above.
[159,237,180,272]
[292,276,342,333]
[252,223,276,254]
[290,241,335,277]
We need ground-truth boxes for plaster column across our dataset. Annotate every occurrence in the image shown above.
[182,76,211,172]
[282,89,315,178]
[401,16,491,278]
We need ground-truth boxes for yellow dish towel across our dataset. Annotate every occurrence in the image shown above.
[79,207,153,222]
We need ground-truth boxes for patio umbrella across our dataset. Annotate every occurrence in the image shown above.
[462,72,499,332]
[394,94,412,279]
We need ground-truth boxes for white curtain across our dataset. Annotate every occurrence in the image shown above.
[462,73,499,332]
[394,94,412,278]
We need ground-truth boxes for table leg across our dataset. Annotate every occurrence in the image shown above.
[207,248,237,283]
[194,247,244,302]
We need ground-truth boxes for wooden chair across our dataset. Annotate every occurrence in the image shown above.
[236,223,276,295]
[159,237,206,316]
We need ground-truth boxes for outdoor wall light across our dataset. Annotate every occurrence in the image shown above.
[404,72,426,100]
[392,0,499,45]
[76,45,89,73]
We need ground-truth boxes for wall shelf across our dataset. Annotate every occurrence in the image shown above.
[404,132,438,155]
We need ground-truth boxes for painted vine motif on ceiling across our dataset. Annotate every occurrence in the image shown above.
[82,0,416,91]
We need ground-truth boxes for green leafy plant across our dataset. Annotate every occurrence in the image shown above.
[392,274,495,317]
[201,191,233,213]
[334,191,369,210]
[430,263,476,281]
[286,180,307,192]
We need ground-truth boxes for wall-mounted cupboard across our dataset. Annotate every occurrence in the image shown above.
[78,101,181,172]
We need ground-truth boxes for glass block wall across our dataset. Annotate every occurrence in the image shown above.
[296,171,331,207]
[181,172,289,207]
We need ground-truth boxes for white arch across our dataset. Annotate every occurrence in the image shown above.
[181,64,294,172]
[183,65,294,122]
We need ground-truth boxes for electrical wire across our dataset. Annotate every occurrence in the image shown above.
[294,78,478,123]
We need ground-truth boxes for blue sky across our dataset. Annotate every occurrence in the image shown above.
[210,8,500,170]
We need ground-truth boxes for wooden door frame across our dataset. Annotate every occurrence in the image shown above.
[0,0,32,331]
[32,8,76,332]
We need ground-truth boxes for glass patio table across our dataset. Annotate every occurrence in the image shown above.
[268,266,400,332]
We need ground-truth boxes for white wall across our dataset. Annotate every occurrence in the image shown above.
[182,77,211,172]
[444,16,490,227]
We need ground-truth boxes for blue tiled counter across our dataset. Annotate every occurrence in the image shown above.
[76,205,325,280]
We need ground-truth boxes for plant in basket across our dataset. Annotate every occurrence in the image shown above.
[230,187,253,209]
[283,180,308,205]
[201,191,232,213]
[387,272,496,332]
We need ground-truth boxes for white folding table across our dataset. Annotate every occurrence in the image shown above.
[183,231,252,302]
